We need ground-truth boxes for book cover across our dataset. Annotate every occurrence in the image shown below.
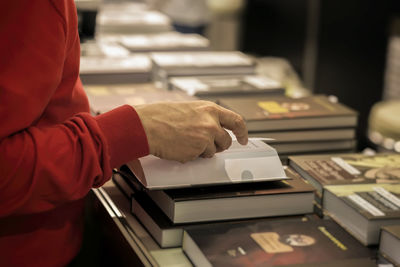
[128,139,287,190]
[84,83,197,114]
[183,218,374,267]
[289,153,400,195]
[218,95,357,131]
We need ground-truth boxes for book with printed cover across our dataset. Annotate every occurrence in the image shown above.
[84,83,197,114]
[119,32,210,52]
[79,54,152,84]
[323,183,400,245]
[218,95,357,132]
[169,75,284,100]
[289,153,400,197]
[379,225,400,266]
[182,217,375,267]
[145,167,314,224]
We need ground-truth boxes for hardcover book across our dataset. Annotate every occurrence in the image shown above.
[289,153,400,197]
[183,217,375,267]
[323,183,400,245]
[146,167,314,224]
[96,4,172,34]
[79,54,152,84]
[126,139,287,190]
[218,95,357,132]
[169,75,284,100]
[119,32,210,52]
[271,140,356,155]
[131,192,185,248]
[379,225,400,266]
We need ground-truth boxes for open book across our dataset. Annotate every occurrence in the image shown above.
[126,139,287,190]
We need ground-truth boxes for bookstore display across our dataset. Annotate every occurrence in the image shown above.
[219,95,358,156]
[78,1,400,266]
[289,153,400,216]
[150,51,256,89]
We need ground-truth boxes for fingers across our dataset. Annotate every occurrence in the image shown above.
[217,106,248,145]
[214,128,232,152]
[201,127,231,158]
[201,127,233,158]
[200,141,217,158]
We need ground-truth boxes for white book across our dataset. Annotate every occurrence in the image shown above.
[120,32,210,52]
[128,139,287,190]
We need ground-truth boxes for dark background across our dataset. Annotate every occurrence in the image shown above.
[241,0,400,149]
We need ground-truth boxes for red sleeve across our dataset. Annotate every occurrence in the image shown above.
[0,0,149,217]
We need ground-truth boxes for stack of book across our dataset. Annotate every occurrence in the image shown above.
[84,83,197,115]
[289,153,400,214]
[289,153,400,250]
[219,94,358,159]
[113,140,315,249]
[150,51,256,89]
[95,2,172,34]
[169,75,285,102]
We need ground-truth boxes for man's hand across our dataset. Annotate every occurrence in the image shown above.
[135,100,248,163]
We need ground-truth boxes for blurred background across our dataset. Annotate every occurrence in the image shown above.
[76,0,400,152]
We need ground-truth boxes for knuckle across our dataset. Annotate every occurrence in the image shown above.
[234,116,245,128]
[203,122,219,133]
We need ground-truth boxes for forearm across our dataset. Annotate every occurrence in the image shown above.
[0,105,149,217]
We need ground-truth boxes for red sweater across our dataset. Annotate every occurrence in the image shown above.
[0,1,149,266]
